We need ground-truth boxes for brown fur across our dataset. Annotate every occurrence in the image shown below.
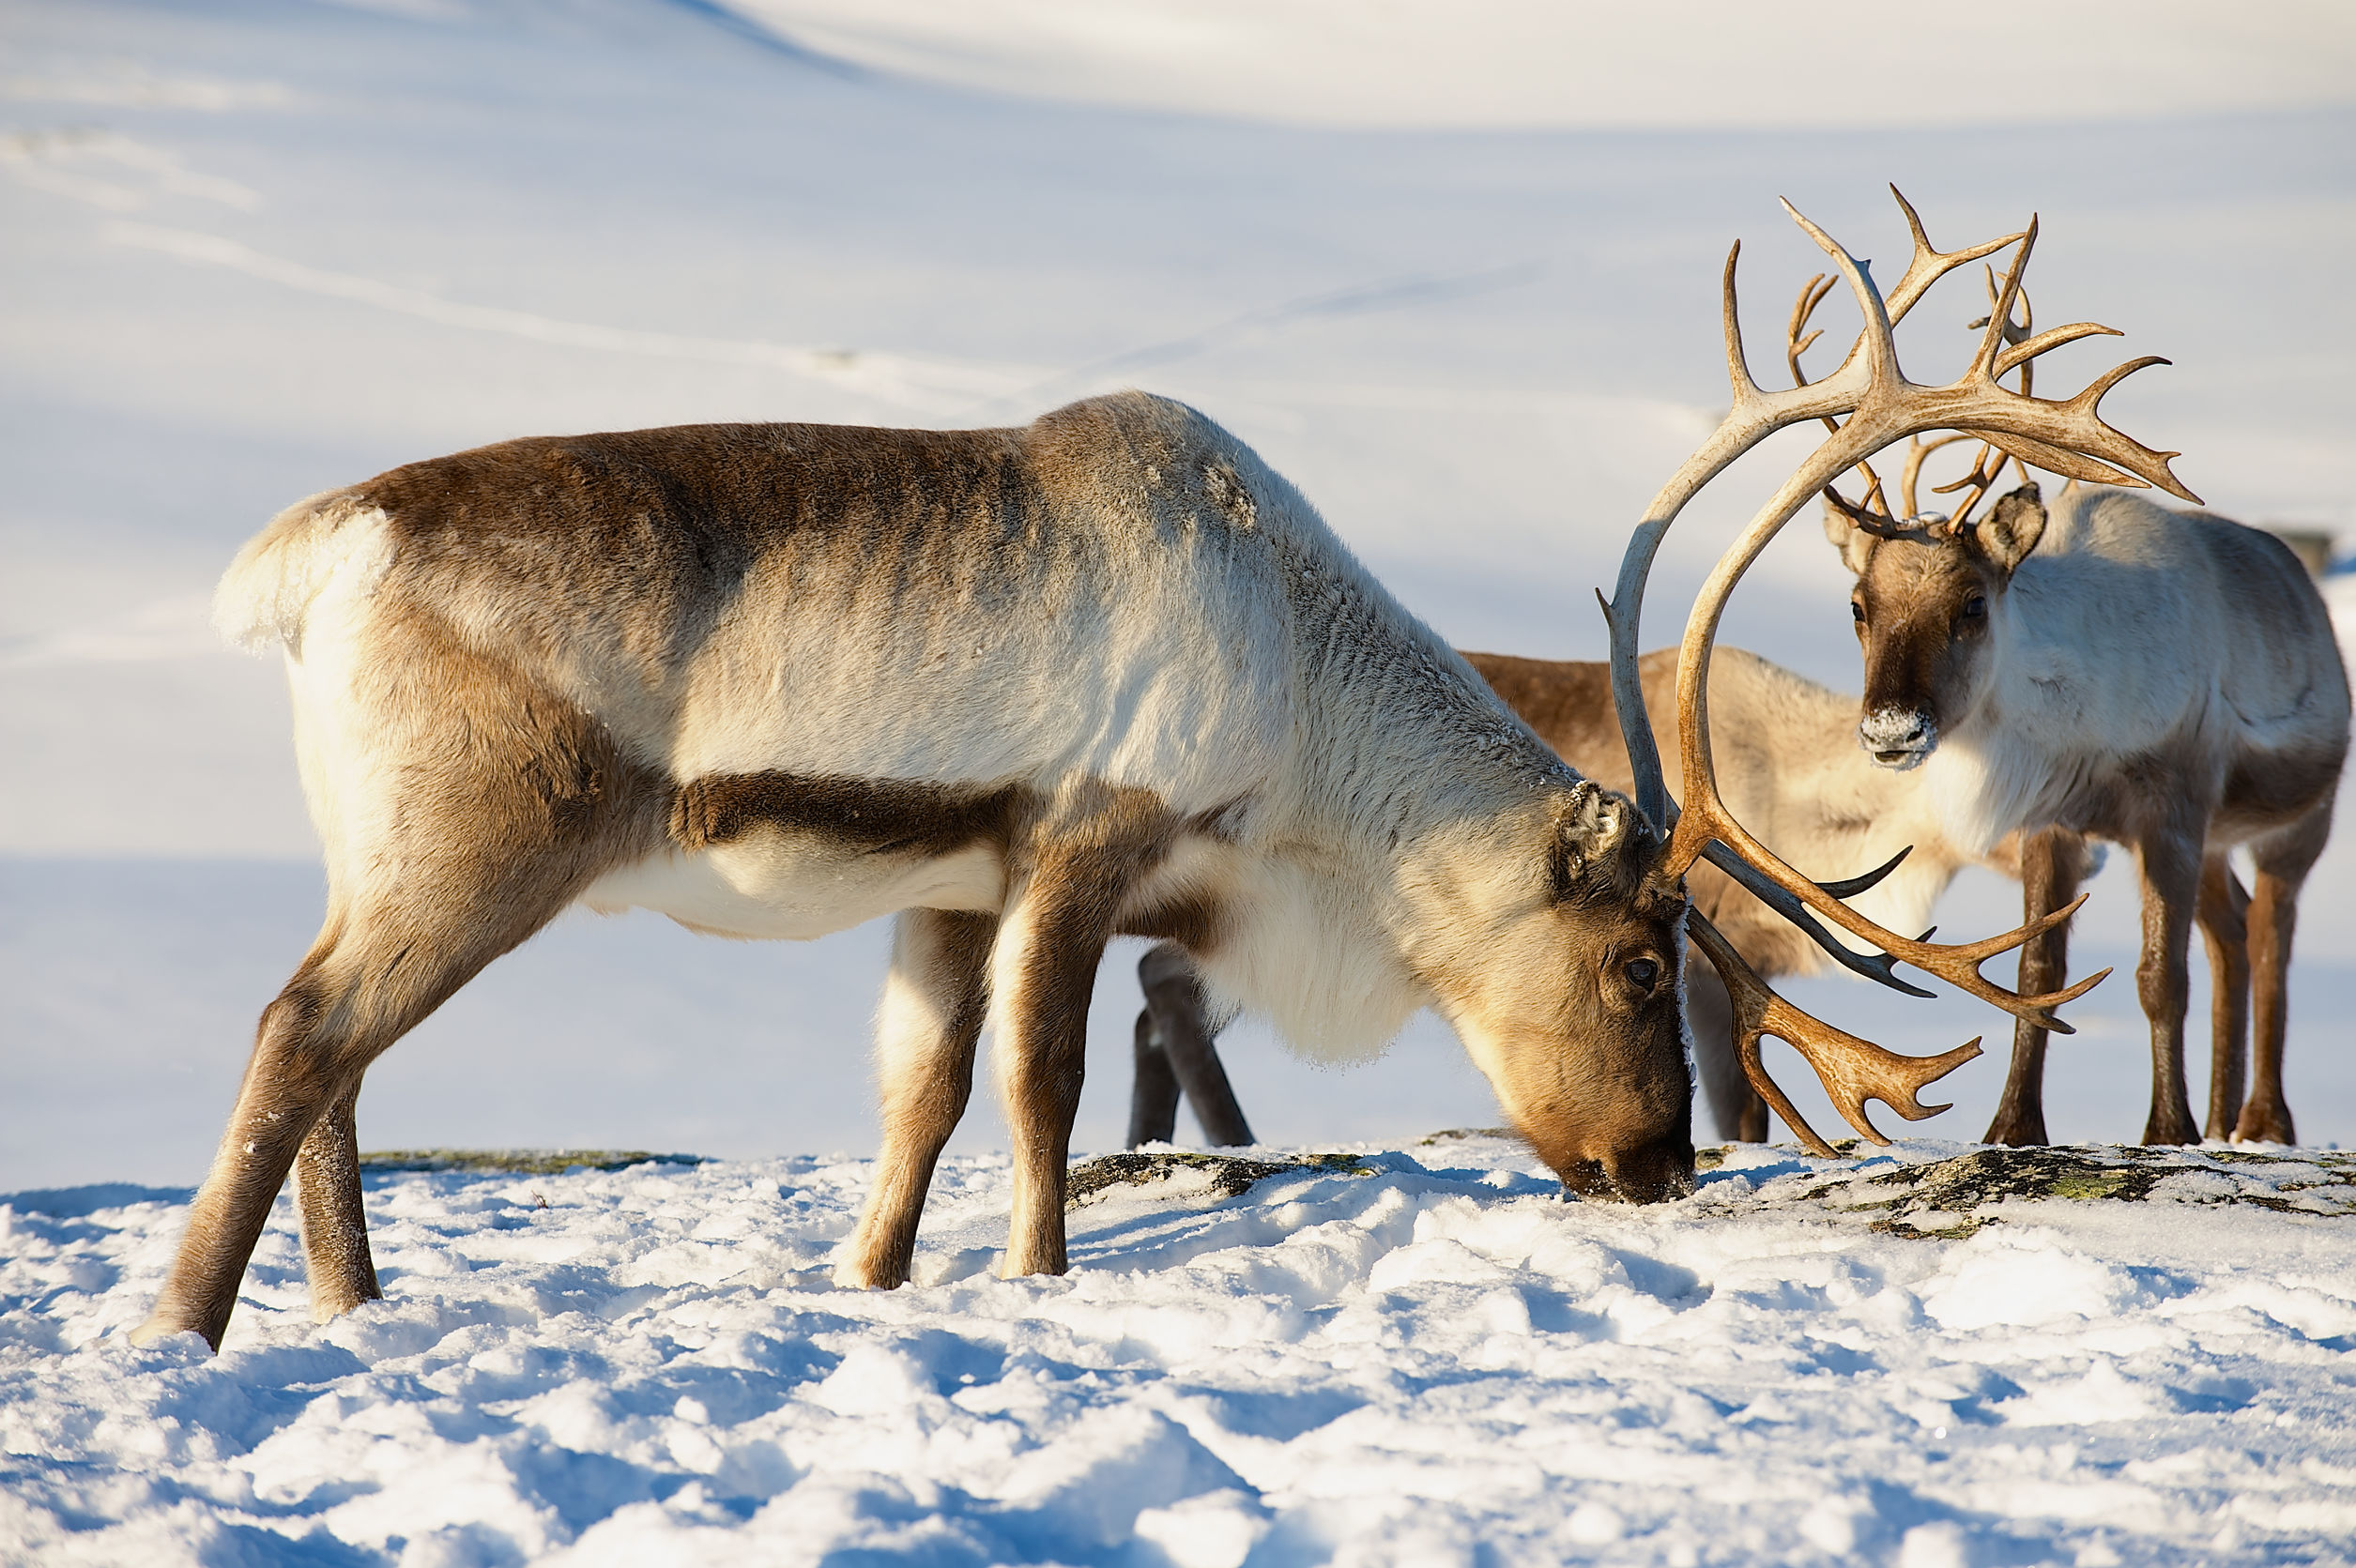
[674,772,1024,857]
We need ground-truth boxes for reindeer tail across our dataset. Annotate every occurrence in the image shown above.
[213,491,391,653]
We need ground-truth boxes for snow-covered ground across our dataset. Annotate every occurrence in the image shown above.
[7,1138,2355,1564]
[6,1,2356,1560]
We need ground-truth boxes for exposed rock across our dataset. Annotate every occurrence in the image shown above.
[359,1149,706,1176]
[1065,1149,1370,1208]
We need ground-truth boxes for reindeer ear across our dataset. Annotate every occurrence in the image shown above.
[1974,482,2046,574]
[1821,495,1877,576]
[1551,782,1633,904]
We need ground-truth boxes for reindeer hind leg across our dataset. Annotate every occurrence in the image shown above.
[135,654,662,1349]
[2236,802,2333,1145]
[294,1083,380,1321]
[132,855,595,1348]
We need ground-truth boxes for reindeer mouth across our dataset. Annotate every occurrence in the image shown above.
[1557,1150,1696,1205]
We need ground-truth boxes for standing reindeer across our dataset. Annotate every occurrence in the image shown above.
[1128,645,2057,1147]
[1794,197,2350,1147]
[1825,473,2346,1145]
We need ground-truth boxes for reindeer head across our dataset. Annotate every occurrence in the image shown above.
[1428,781,1695,1203]
[1828,482,2047,769]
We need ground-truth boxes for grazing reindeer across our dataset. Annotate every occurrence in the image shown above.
[1129,645,2055,1146]
[1798,199,2350,1147]
[126,394,1741,1352]
[132,194,2112,1353]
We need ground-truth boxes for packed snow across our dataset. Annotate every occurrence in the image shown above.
[6,1138,2355,1564]
[6,0,2356,1562]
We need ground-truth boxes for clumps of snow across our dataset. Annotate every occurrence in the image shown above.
[4,1137,2354,1564]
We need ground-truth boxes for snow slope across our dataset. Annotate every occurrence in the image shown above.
[5,1138,2354,1564]
[726,0,2356,129]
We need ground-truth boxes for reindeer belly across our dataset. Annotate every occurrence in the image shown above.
[581,832,1005,939]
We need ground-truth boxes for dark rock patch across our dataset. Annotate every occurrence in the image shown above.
[1065,1150,1370,1209]
[360,1149,708,1176]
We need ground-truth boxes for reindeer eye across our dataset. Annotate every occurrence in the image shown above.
[1850,600,1866,624]
[1623,956,1661,991]
[1958,595,1986,626]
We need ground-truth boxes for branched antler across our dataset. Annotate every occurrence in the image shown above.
[1686,914,1981,1156]
[1600,188,2194,1144]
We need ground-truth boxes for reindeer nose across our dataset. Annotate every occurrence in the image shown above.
[1858,708,1935,768]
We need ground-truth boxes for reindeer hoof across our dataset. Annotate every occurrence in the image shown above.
[1981,1113,2048,1148]
[830,1256,908,1291]
[2231,1104,2296,1146]
[126,1316,205,1350]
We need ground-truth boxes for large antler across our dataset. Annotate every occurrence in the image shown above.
[1600,188,2197,1146]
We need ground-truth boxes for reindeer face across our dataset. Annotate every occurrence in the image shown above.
[1828,485,2047,770]
[1434,785,1695,1204]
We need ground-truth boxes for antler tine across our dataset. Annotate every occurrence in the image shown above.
[1782,199,1903,389]
[1786,272,1836,391]
[1899,432,1979,519]
[1821,481,1909,539]
[1882,185,2023,327]
[1689,913,1982,1155]
[1909,432,2015,531]
[1721,239,1766,404]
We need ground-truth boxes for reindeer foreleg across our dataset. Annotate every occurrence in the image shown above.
[993,792,1166,1277]
[2195,857,2252,1141]
[1985,828,2086,1147]
[834,909,995,1288]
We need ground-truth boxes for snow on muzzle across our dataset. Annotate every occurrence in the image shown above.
[1858,706,1937,769]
